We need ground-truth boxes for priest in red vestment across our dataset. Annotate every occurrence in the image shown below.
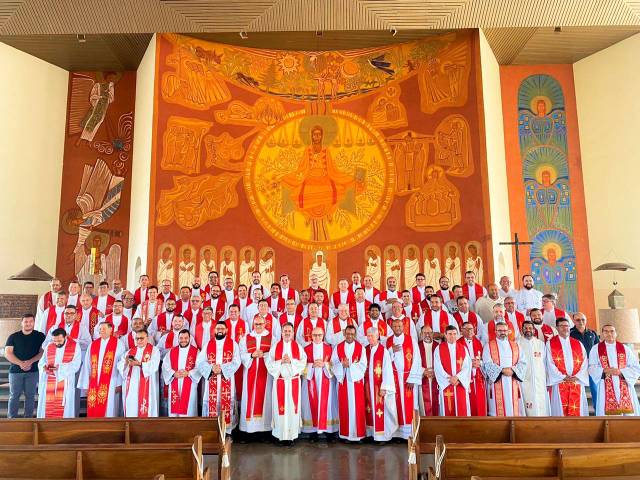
[162,329,201,417]
[458,322,487,416]
[434,326,471,416]
[417,325,438,417]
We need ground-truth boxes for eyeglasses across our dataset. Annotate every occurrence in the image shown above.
[135,337,146,341]
[254,323,265,326]
[311,334,323,337]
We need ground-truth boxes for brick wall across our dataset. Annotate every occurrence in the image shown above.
[0,294,38,319]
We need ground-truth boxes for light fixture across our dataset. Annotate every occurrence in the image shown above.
[8,263,54,282]
[594,262,635,309]
[239,31,248,40]
[76,34,86,43]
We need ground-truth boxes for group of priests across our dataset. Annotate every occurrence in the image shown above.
[29,268,640,444]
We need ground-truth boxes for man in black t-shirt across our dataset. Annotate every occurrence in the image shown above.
[4,313,45,418]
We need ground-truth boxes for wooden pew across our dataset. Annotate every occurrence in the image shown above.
[0,435,216,480]
[0,417,230,480]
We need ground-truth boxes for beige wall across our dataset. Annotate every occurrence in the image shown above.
[479,30,514,283]
[0,43,68,295]
[574,33,640,311]
[127,34,157,289]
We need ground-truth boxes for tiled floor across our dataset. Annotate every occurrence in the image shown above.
[219,438,410,480]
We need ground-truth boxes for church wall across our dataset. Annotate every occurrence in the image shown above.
[128,35,158,286]
[500,64,595,321]
[478,30,513,282]
[54,70,137,289]
[147,31,493,292]
[0,43,68,295]
[574,33,640,312]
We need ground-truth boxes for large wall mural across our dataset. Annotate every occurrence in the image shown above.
[55,71,136,286]
[150,32,491,291]
[502,65,594,316]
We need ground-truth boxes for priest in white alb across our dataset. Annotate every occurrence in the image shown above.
[546,318,589,416]
[37,328,82,418]
[517,320,550,416]
[162,329,201,417]
[239,315,273,436]
[265,323,307,445]
[589,324,640,416]
[434,325,471,416]
[364,327,397,442]
[117,328,161,417]
[302,327,338,439]
[482,322,526,416]
[387,317,423,437]
[332,325,367,441]
[197,321,241,432]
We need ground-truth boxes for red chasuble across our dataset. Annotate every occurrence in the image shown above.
[87,337,118,417]
[598,342,634,415]
[124,343,154,417]
[304,342,332,430]
[488,339,520,416]
[274,340,302,415]
[437,341,469,417]
[365,343,388,433]
[457,336,486,416]
[385,335,416,426]
[206,337,235,424]
[44,339,77,418]
[169,345,198,415]
[549,336,585,416]
[245,334,272,420]
[418,341,439,416]
[336,341,366,438]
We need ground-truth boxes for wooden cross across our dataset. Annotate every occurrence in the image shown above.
[499,233,533,287]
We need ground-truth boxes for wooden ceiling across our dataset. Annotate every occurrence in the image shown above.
[1,0,640,70]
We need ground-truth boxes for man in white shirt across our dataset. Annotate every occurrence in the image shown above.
[498,276,517,299]
[515,274,543,314]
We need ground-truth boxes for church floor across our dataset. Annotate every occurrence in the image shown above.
[209,437,411,480]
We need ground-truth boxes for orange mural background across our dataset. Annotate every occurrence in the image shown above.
[149,31,492,292]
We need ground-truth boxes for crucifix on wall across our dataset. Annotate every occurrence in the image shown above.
[499,232,533,288]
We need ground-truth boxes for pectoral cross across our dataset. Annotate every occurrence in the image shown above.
[499,233,533,287]
[443,389,454,411]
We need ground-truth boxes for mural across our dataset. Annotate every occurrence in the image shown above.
[56,71,136,286]
[518,74,578,311]
[150,32,491,290]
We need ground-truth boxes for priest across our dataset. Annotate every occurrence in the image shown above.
[162,329,201,417]
[458,322,487,416]
[78,322,125,418]
[38,291,67,334]
[589,324,640,416]
[239,314,273,436]
[517,320,550,416]
[546,318,589,416]
[482,322,526,416]
[332,325,367,442]
[265,323,307,445]
[434,325,471,416]
[37,328,82,418]
[98,300,129,339]
[364,327,397,442]
[197,321,241,432]
[191,306,216,350]
[157,314,190,353]
[46,305,92,353]
[302,327,337,440]
[387,317,423,438]
[416,295,456,341]
[325,303,358,346]
[296,303,326,347]
[118,328,161,417]
[357,303,390,346]
[417,325,439,417]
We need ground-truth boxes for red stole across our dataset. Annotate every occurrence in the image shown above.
[437,341,469,416]
[87,337,118,417]
[92,295,115,315]
[536,323,555,342]
[598,342,634,415]
[140,298,163,322]
[295,303,309,319]
[364,343,387,432]
[161,292,177,302]
[281,288,297,301]
[254,313,276,334]
[385,335,415,426]
[404,303,422,324]
[336,341,366,438]
[125,343,154,417]
[245,334,272,420]
[205,296,226,321]
[176,299,190,315]
[304,342,332,430]
[65,321,81,343]
[301,318,326,344]
[279,313,303,332]
[330,316,356,336]
[155,312,174,336]
[268,296,285,314]
[274,340,302,414]
[377,290,399,304]
[44,339,76,418]
[43,291,54,311]
[206,337,235,423]
[422,309,450,333]
[184,308,203,326]
[549,336,585,416]
[386,316,412,337]
[506,310,526,331]
[488,339,520,416]
[418,341,439,416]
[225,319,247,400]
[169,345,198,415]
[487,319,517,342]
[83,307,101,334]
[105,314,129,338]
[194,321,215,350]
[411,286,425,304]
[462,283,484,301]
[134,287,148,305]
[458,336,486,416]
[554,307,567,319]
[436,289,453,302]
[126,332,136,350]
[350,300,371,323]
[162,330,180,350]
[362,318,387,340]
[307,287,329,305]
[453,311,479,331]
[45,307,64,333]
[331,290,355,309]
